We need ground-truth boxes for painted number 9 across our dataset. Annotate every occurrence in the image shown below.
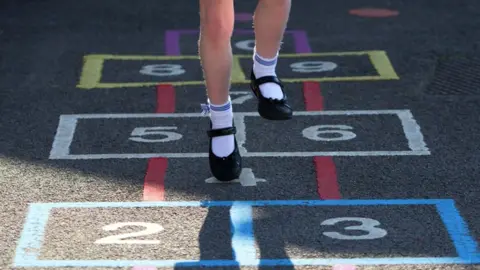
[321,217,388,240]
[290,61,337,73]
[302,125,356,141]
[235,39,255,51]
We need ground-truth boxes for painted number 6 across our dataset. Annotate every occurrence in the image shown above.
[129,126,182,143]
[321,217,387,240]
[302,125,356,141]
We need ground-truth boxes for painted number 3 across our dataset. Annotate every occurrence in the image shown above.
[94,217,386,245]
[321,217,387,240]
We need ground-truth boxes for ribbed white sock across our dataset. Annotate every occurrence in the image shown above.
[252,48,284,100]
[209,98,234,157]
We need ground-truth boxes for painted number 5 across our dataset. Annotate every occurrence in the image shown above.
[95,222,164,244]
[130,126,182,143]
[302,125,356,141]
[321,217,387,240]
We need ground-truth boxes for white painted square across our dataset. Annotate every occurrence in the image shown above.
[49,110,429,160]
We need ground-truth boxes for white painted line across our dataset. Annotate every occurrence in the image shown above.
[234,114,248,155]
[49,115,78,159]
[397,110,429,152]
[205,168,267,186]
[50,150,430,160]
[55,110,413,119]
[49,109,430,160]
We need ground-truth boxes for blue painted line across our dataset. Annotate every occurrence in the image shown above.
[32,199,449,209]
[230,203,256,262]
[13,204,51,266]
[12,257,480,268]
[435,200,480,260]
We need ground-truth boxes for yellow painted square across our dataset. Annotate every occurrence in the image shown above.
[77,51,399,89]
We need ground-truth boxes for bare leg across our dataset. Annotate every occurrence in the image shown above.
[254,0,291,58]
[199,0,235,105]
[252,0,291,100]
[198,0,241,183]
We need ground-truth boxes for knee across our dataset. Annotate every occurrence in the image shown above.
[200,11,234,43]
[258,0,291,9]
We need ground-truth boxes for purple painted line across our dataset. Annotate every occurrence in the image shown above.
[164,29,311,55]
[165,30,181,56]
[291,30,312,53]
[235,12,253,21]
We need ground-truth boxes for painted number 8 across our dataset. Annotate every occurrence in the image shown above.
[139,64,185,77]
[302,125,356,141]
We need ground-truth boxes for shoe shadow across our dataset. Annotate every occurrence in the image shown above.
[173,199,295,270]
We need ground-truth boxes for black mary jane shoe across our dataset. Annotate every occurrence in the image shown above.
[249,70,293,120]
[207,122,242,182]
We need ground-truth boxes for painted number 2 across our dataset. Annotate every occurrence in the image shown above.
[95,222,164,244]
[321,217,387,240]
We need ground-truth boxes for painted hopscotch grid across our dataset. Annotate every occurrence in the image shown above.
[13,199,480,268]
[76,51,399,89]
[48,110,430,160]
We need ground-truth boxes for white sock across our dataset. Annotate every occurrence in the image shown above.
[209,98,235,157]
[253,48,284,100]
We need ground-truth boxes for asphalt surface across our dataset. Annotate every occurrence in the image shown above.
[1,0,480,269]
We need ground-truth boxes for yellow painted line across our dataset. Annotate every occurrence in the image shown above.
[231,55,246,82]
[77,50,399,89]
[85,51,385,60]
[85,76,392,88]
[78,55,104,89]
[368,51,399,80]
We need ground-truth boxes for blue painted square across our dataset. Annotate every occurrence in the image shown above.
[13,199,479,268]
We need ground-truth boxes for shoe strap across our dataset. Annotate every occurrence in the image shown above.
[253,75,284,88]
[207,126,237,138]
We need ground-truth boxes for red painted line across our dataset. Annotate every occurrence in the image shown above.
[156,84,175,113]
[142,84,175,201]
[314,156,340,199]
[303,82,324,111]
[302,82,341,199]
[143,158,168,201]
[349,8,399,18]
